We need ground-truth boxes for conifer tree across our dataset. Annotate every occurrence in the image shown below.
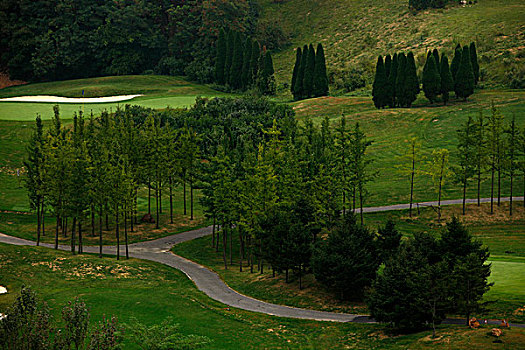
[395,53,407,107]
[422,55,441,104]
[224,30,234,86]
[450,44,462,82]
[229,32,244,89]
[454,45,475,101]
[405,52,420,107]
[388,53,398,107]
[294,45,308,100]
[241,37,252,89]
[384,55,392,79]
[291,47,302,99]
[432,48,440,74]
[469,42,480,84]
[215,29,227,85]
[384,54,393,107]
[250,40,260,85]
[258,50,276,95]
[303,44,316,98]
[372,55,387,109]
[313,43,329,97]
[440,54,454,105]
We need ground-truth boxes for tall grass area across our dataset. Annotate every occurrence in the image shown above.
[259,0,524,93]
[2,243,525,349]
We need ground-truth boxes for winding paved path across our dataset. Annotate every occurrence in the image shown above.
[1,197,523,326]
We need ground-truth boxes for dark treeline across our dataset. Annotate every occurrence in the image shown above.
[372,42,479,108]
[0,0,262,82]
[290,43,329,100]
[409,0,474,11]
[214,28,275,94]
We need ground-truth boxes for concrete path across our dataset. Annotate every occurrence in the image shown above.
[1,196,523,326]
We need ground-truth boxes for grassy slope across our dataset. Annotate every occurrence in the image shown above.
[0,75,232,121]
[2,243,525,349]
[173,203,525,323]
[260,0,525,92]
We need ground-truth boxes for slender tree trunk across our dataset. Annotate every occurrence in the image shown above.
[71,217,77,254]
[490,163,495,214]
[41,204,45,237]
[116,206,120,260]
[239,227,243,272]
[124,210,129,259]
[409,157,415,217]
[36,200,41,246]
[438,173,443,221]
[509,171,513,216]
[285,269,289,283]
[148,180,151,214]
[222,223,227,269]
[229,224,233,265]
[99,209,103,258]
[477,169,481,206]
[212,216,216,248]
[169,176,173,224]
[159,184,163,214]
[299,265,302,290]
[78,220,83,254]
[190,179,194,220]
[64,217,68,237]
[359,185,364,225]
[156,174,160,229]
[183,178,187,215]
[91,206,95,237]
[497,166,501,206]
[462,176,467,215]
[55,214,59,250]
[105,202,109,230]
[260,241,264,274]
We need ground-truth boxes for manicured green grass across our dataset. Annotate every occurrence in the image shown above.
[173,203,525,323]
[2,243,524,349]
[0,75,233,121]
[260,0,524,91]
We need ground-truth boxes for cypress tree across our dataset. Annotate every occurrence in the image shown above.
[423,55,441,104]
[395,53,407,107]
[259,50,276,95]
[454,45,475,100]
[450,44,462,82]
[229,32,244,89]
[224,30,234,86]
[384,55,392,79]
[250,40,260,86]
[384,54,393,107]
[405,52,420,107]
[313,43,329,97]
[432,48,440,74]
[291,47,302,98]
[215,29,227,85]
[294,45,308,100]
[469,42,480,84]
[440,54,454,105]
[241,37,252,89]
[388,53,398,107]
[372,55,387,109]
[303,44,316,98]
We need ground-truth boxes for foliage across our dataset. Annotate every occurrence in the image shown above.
[422,54,441,104]
[454,46,475,100]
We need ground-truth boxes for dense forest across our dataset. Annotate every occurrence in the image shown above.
[0,0,271,82]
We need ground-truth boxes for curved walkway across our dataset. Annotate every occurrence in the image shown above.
[1,196,523,326]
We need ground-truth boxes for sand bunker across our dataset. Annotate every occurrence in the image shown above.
[0,94,142,103]
[0,286,6,294]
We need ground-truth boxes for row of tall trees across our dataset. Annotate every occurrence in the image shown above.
[291,43,329,100]
[214,29,276,94]
[372,42,480,108]
[409,0,448,10]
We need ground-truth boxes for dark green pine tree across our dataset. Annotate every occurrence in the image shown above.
[372,55,388,109]
[214,29,227,85]
[440,54,454,105]
[395,53,407,107]
[302,44,316,98]
[405,52,420,107]
[469,42,480,84]
[384,55,392,79]
[384,55,393,107]
[258,50,276,95]
[250,40,261,86]
[241,37,252,90]
[224,30,235,86]
[229,32,244,89]
[294,45,308,100]
[432,48,440,74]
[388,53,398,107]
[454,45,475,101]
[422,54,441,104]
[291,47,302,98]
[313,43,329,97]
[450,44,462,82]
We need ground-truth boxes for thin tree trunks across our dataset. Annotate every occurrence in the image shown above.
[99,209,103,258]
[190,180,194,220]
[71,217,77,254]
[116,207,120,260]
[78,220,83,254]
[222,224,227,270]
[55,214,59,250]
[169,176,173,224]
[124,210,129,259]
[36,202,41,246]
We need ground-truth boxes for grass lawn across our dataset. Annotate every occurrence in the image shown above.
[173,203,525,323]
[0,75,233,121]
[1,243,525,349]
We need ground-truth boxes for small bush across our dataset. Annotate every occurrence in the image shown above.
[505,63,525,89]
[156,57,186,76]
[184,58,214,84]
[329,66,367,93]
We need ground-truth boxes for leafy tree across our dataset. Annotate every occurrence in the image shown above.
[439,54,454,105]
[302,44,316,98]
[473,111,487,206]
[372,56,388,109]
[376,220,402,262]
[388,53,398,108]
[504,116,520,215]
[240,37,252,89]
[486,103,504,213]
[229,32,244,89]
[294,45,308,100]
[214,29,227,84]
[395,137,424,217]
[312,215,379,300]
[257,49,276,95]
[395,53,407,107]
[454,45,475,100]
[469,42,480,84]
[454,116,476,215]
[313,43,329,97]
[224,29,234,86]
[422,54,441,103]
[450,44,462,82]
[250,40,261,88]
[291,47,302,98]
[432,48,440,73]
[427,149,452,220]
[405,52,420,107]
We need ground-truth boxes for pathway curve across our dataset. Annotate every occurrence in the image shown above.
[1,197,523,326]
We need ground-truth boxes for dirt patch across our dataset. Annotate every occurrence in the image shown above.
[0,73,26,90]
